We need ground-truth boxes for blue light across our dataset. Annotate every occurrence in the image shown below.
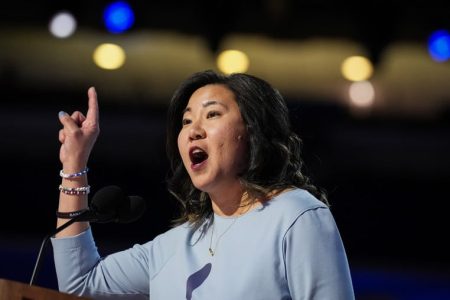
[103,1,135,34]
[428,29,450,62]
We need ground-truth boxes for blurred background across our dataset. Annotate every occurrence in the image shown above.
[1,1,450,299]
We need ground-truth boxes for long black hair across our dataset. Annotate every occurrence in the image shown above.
[166,70,327,226]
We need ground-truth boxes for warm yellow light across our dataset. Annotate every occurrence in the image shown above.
[341,56,373,81]
[217,50,249,74]
[93,43,126,70]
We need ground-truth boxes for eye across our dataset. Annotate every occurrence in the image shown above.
[206,111,221,118]
[182,118,191,126]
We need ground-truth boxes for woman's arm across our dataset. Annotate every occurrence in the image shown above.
[284,207,355,300]
[56,86,99,237]
[52,88,151,298]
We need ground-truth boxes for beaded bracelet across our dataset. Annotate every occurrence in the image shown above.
[60,167,89,179]
[56,209,88,219]
[59,184,91,195]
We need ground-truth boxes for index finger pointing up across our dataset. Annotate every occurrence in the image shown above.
[86,86,99,124]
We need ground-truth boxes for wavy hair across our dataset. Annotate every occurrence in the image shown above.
[166,70,327,227]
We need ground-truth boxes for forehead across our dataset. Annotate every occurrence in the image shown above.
[184,84,237,109]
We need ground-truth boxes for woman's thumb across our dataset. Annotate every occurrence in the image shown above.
[58,111,68,119]
[58,111,78,131]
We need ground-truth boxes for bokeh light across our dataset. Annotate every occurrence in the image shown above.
[49,11,77,38]
[428,29,450,62]
[341,56,374,81]
[93,43,126,70]
[103,1,135,34]
[349,80,375,108]
[217,50,250,74]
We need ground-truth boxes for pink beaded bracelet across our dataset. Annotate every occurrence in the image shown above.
[59,185,91,195]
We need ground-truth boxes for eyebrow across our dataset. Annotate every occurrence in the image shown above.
[182,100,227,115]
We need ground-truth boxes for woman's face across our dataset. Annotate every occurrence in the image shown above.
[177,84,247,195]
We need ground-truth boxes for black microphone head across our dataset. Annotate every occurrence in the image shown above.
[90,185,125,222]
[117,195,146,223]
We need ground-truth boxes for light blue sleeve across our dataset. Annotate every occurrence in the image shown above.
[284,207,355,300]
[51,228,150,300]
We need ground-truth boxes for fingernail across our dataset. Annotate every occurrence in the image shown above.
[58,111,68,118]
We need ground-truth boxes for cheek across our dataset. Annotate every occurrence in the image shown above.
[235,137,248,162]
[177,132,187,160]
[177,133,182,152]
[234,130,249,164]
[223,130,248,161]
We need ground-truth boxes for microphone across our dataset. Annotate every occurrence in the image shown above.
[29,185,145,286]
[77,185,146,223]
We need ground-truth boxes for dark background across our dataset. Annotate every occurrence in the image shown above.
[1,1,450,299]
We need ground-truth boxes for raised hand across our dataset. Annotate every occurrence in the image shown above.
[58,87,100,172]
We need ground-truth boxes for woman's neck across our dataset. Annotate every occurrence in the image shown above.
[209,186,294,217]
[209,186,256,217]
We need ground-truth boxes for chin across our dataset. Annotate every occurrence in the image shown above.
[189,178,207,190]
[192,183,210,193]
[191,179,215,194]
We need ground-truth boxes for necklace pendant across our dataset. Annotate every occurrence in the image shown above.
[208,248,214,256]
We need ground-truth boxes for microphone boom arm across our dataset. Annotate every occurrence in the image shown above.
[29,210,90,286]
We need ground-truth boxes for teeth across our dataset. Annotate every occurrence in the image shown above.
[190,147,208,164]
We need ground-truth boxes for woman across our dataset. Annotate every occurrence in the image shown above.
[52,70,355,299]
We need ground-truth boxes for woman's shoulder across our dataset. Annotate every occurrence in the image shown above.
[245,188,331,237]
[152,222,191,245]
[260,188,328,222]
[143,222,193,265]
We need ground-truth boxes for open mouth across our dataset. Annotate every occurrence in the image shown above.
[189,147,208,166]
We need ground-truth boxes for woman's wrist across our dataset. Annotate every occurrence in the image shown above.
[61,163,87,171]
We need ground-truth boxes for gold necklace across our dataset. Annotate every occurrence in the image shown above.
[208,199,257,256]
[208,217,238,256]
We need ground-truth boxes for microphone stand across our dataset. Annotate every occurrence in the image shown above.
[29,210,90,286]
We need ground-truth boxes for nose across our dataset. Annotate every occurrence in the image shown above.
[189,120,206,141]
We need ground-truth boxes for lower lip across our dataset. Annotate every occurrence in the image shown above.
[191,159,208,171]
